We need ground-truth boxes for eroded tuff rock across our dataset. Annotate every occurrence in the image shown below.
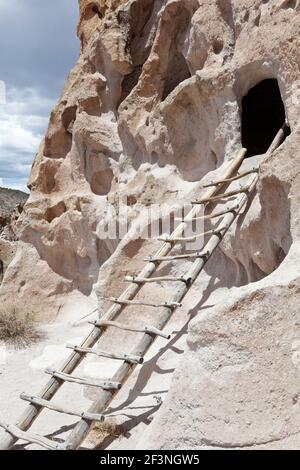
[1,0,300,448]
[0,188,28,283]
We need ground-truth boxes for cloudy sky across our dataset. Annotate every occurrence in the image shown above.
[0,0,79,192]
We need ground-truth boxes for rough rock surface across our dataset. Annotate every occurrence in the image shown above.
[0,187,27,222]
[1,0,300,449]
[0,188,28,283]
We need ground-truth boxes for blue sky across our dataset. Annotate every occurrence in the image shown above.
[0,0,79,192]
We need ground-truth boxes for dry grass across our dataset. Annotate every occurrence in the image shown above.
[0,302,43,348]
[88,420,124,449]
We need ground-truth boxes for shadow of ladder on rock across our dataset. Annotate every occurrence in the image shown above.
[0,126,286,451]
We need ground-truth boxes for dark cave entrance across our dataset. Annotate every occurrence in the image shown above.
[241,79,289,157]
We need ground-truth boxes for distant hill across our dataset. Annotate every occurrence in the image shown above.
[0,187,28,221]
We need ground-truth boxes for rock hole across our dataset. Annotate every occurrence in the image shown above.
[91,169,114,196]
[254,12,261,26]
[40,160,59,193]
[62,105,77,133]
[44,105,77,159]
[44,201,67,223]
[162,54,191,101]
[244,10,250,22]
[84,3,103,20]
[151,151,159,164]
[0,259,3,284]
[119,66,143,107]
[92,5,102,18]
[126,195,137,207]
[241,79,288,158]
[213,39,224,55]
[281,0,297,8]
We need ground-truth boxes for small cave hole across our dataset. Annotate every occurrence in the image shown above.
[90,169,114,196]
[0,260,3,284]
[151,151,159,164]
[213,39,224,55]
[44,201,67,223]
[162,54,191,101]
[281,0,297,9]
[62,105,77,133]
[44,105,77,159]
[254,12,261,26]
[85,3,103,20]
[126,195,138,206]
[118,66,142,108]
[92,5,102,17]
[241,79,289,158]
[244,10,250,22]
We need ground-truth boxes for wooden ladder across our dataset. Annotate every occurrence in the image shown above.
[0,128,285,450]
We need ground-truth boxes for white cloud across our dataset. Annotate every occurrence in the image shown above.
[0,0,79,191]
[0,0,27,14]
[5,87,54,116]
[0,80,5,105]
[0,115,41,152]
[0,86,54,190]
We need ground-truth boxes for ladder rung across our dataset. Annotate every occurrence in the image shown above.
[0,421,66,450]
[157,232,211,243]
[125,275,187,284]
[89,320,171,340]
[175,203,240,222]
[20,393,105,422]
[156,225,228,244]
[201,168,258,188]
[145,251,210,262]
[66,344,143,365]
[45,369,121,390]
[101,297,182,309]
[192,186,250,205]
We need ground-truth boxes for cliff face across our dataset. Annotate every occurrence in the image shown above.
[0,188,27,283]
[0,187,27,223]
[1,0,300,448]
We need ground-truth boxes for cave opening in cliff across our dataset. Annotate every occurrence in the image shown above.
[241,79,289,158]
